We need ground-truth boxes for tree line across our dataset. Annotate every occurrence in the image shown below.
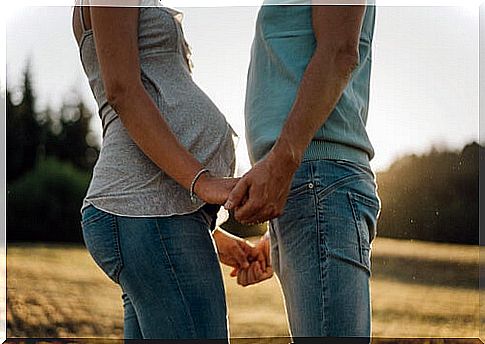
[376,142,480,244]
[7,66,99,242]
[5,65,481,244]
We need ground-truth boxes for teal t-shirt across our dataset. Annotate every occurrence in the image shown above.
[245,4,376,166]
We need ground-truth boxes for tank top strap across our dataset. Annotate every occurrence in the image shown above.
[79,0,89,33]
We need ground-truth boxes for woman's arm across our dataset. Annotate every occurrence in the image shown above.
[89,6,235,204]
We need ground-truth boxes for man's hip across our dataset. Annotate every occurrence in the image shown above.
[269,158,380,338]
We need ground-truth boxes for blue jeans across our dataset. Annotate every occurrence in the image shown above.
[81,205,228,340]
[269,159,380,339]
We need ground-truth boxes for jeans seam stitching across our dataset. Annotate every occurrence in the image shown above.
[111,214,123,284]
[311,163,328,336]
[315,172,369,202]
[351,191,380,210]
[348,192,365,265]
[153,218,197,338]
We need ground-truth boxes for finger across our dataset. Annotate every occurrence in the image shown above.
[233,244,250,269]
[261,266,274,280]
[233,180,269,223]
[259,250,266,271]
[216,178,243,205]
[241,192,249,206]
[230,267,238,277]
[238,240,256,261]
[256,266,273,283]
[238,239,256,251]
[262,236,271,268]
[238,201,275,225]
[252,246,266,271]
[237,268,249,287]
[255,205,281,224]
[253,261,264,280]
[239,210,270,226]
[234,198,264,224]
[248,261,260,285]
[225,178,250,210]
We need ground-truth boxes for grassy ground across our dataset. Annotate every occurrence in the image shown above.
[5,238,480,339]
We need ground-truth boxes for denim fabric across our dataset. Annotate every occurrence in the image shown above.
[269,159,380,339]
[81,205,228,340]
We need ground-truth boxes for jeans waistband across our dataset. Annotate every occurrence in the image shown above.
[303,140,371,168]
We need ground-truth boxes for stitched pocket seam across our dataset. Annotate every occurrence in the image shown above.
[350,191,380,210]
[110,215,124,284]
[315,172,368,202]
[81,208,111,227]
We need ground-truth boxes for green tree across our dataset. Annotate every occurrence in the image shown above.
[7,63,100,180]
[376,143,480,244]
[45,98,99,171]
[6,64,44,182]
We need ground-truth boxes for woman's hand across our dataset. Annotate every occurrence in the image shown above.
[212,229,254,270]
[195,175,240,205]
[213,229,274,286]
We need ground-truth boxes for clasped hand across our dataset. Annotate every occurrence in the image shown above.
[194,151,298,286]
[194,172,273,286]
[213,230,272,287]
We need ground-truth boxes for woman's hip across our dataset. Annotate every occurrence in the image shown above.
[81,205,221,284]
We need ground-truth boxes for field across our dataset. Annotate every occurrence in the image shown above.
[5,237,481,340]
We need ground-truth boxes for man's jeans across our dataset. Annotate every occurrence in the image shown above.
[269,159,381,338]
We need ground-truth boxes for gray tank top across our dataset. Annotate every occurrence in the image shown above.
[78,0,237,216]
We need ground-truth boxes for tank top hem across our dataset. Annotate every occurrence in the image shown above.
[81,199,207,219]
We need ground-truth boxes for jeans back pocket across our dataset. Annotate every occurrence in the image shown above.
[81,206,123,284]
[348,191,380,270]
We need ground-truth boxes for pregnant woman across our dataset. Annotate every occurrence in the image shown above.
[72,0,263,339]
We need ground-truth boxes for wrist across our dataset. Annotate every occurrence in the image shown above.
[270,138,302,173]
[191,169,211,202]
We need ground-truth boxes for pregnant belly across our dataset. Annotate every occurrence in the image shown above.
[139,56,231,157]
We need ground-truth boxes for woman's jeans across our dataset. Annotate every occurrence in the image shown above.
[81,205,228,340]
[269,159,381,338]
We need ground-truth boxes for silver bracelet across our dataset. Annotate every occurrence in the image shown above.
[190,168,210,204]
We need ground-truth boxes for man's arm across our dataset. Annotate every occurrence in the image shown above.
[225,5,367,224]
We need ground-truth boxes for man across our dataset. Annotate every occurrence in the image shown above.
[225,1,381,339]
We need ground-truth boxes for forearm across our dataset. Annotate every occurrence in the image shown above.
[110,83,204,191]
[272,49,358,165]
[89,6,206,192]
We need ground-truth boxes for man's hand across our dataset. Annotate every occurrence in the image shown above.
[224,145,299,225]
[224,6,366,224]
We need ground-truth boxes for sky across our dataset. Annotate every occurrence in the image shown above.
[3,5,481,173]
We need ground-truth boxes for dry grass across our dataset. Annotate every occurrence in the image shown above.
[5,238,480,339]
